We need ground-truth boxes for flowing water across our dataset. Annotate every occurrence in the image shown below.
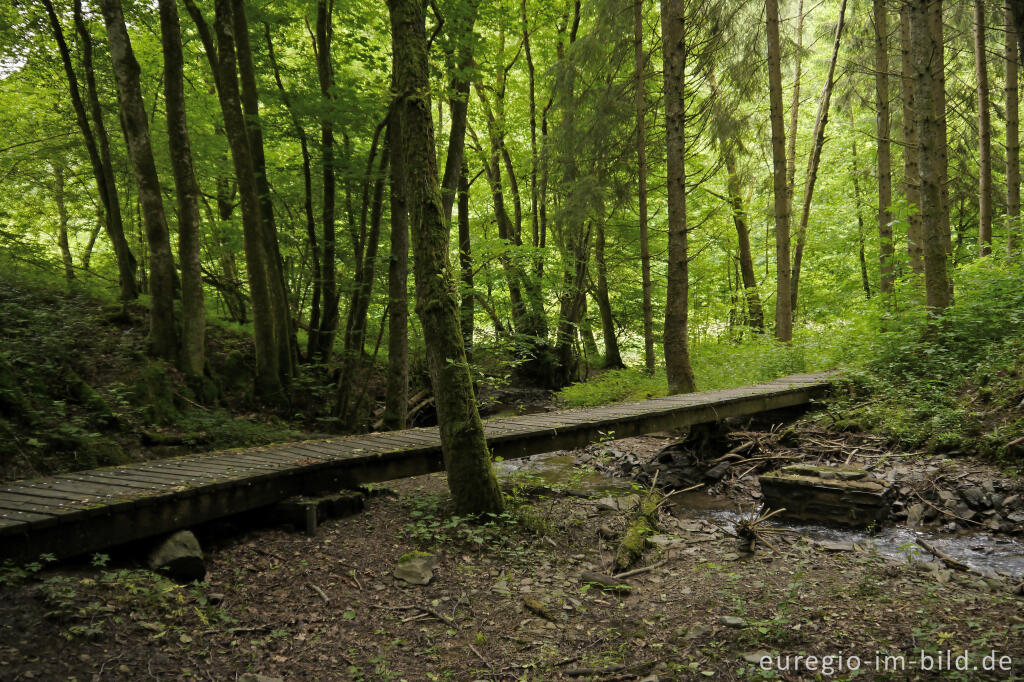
[500,452,1024,579]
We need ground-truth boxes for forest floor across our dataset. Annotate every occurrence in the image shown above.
[3,428,1024,681]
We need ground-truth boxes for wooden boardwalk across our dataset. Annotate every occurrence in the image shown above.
[0,372,831,562]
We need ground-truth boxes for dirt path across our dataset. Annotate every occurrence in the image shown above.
[2,438,1024,680]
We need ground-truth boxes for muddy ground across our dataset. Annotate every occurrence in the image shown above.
[2,430,1024,681]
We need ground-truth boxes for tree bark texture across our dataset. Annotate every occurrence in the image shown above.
[911,0,952,309]
[98,0,178,363]
[389,0,503,515]
[159,0,205,377]
[1008,3,1021,253]
[874,0,894,294]
[975,0,993,256]
[383,117,409,432]
[661,0,696,394]
[635,0,656,373]
[766,0,793,341]
[900,5,925,273]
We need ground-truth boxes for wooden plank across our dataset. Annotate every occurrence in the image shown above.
[18,478,156,500]
[1,484,106,504]
[0,508,56,523]
[60,473,168,492]
[0,492,82,513]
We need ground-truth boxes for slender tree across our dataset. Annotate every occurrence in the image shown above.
[42,0,138,300]
[766,0,792,340]
[874,0,894,294]
[976,0,993,256]
[98,0,178,362]
[383,117,409,432]
[159,0,205,378]
[900,5,924,273]
[635,0,656,373]
[388,0,503,514]
[790,0,847,315]
[1008,3,1021,253]
[661,0,696,393]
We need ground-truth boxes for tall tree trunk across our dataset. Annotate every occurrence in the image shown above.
[159,0,205,378]
[786,0,805,202]
[82,204,103,270]
[231,0,295,378]
[1008,3,1021,254]
[929,0,953,281]
[458,162,475,358]
[790,0,847,316]
[635,0,656,373]
[766,0,793,341]
[265,23,319,361]
[593,218,624,369]
[53,164,75,282]
[912,0,952,309]
[875,0,894,294]
[315,0,339,363]
[388,0,503,515]
[383,118,409,431]
[661,0,696,394]
[98,0,178,362]
[191,0,283,399]
[900,5,925,273]
[43,0,137,300]
[976,0,993,256]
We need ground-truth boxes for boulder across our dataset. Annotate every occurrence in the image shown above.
[147,530,205,583]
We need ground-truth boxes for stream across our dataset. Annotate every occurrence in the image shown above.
[497,452,1024,580]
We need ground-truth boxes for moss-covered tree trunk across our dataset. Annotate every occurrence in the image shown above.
[159,0,205,378]
[975,0,993,256]
[874,0,894,294]
[389,0,503,515]
[98,0,178,363]
[383,117,410,432]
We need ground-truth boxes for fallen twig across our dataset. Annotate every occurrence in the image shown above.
[468,643,492,669]
[307,583,330,603]
[613,559,667,579]
[912,490,984,527]
[915,538,994,578]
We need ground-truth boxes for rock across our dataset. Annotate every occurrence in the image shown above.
[704,461,732,481]
[742,651,773,665]
[598,524,617,540]
[937,490,957,506]
[394,552,439,585]
[961,487,989,509]
[594,494,640,512]
[991,494,1005,509]
[683,624,713,640]
[637,676,660,682]
[719,615,745,628]
[815,540,857,552]
[907,503,925,527]
[147,530,205,583]
[239,675,283,682]
[647,534,682,548]
[1003,494,1021,508]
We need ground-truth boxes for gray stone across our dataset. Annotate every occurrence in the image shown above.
[594,494,640,512]
[815,540,857,552]
[937,490,957,506]
[719,615,745,627]
[742,651,773,665]
[647,534,682,548]
[147,530,205,583]
[991,494,1005,509]
[961,487,988,509]
[683,624,713,640]
[394,552,439,585]
[907,503,925,527]
[1004,495,1022,509]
